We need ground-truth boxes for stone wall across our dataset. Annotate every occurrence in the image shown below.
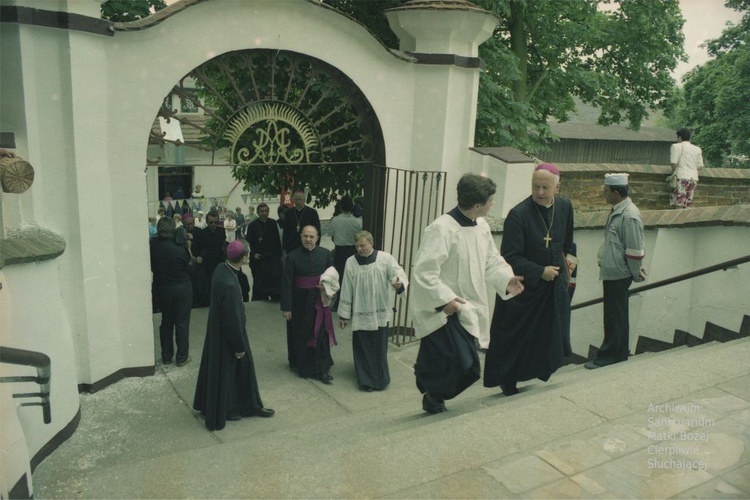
[555,164,750,211]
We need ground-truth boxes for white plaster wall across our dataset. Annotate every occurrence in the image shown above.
[470,151,536,218]
[0,262,79,465]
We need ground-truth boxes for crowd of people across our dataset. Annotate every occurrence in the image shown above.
[149,172,648,429]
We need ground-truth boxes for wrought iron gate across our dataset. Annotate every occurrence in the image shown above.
[366,164,447,346]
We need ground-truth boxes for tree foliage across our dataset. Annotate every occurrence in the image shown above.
[473,0,686,153]
[677,0,750,167]
[325,0,686,155]
[101,0,167,22]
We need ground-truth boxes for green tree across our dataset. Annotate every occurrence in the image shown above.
[326,0,686,155]
[678,0,750,167]
[475,0,686,153]
[101,0,167,22]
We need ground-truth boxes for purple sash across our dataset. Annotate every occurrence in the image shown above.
[293,276,337,347]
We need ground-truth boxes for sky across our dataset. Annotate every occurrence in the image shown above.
[675,0,744,81]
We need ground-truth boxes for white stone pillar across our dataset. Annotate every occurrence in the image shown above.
[386,0,499,209]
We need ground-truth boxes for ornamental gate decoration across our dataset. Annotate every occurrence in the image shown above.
[149,48,385,210]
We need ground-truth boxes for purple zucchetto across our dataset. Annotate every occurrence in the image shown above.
[535,163,560,175]
[226,240,245,260]
[181,212,194,221]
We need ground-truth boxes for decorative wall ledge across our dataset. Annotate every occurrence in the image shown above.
[488,204,750,233]
[0,227,66,268]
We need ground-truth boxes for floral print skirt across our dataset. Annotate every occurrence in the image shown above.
[670,178,698,208]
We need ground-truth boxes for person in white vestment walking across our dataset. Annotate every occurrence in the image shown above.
[338,231,408,391]
[411,173,524,414]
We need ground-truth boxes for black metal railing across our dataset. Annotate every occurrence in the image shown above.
[571,254,750,311]
[370,164,447,346]
[0,346,52,423]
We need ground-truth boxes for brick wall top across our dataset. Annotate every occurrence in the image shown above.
[487,204,750,233]
[554,163,750,180]
[545,164,750,212]
[487,163,750,231]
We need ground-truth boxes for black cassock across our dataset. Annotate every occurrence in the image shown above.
[193,226,227,307]
[484,196,576,387]
[283,206,321,253]
[246,217,282,301]
[281,245,334,378]
[193,262,265,430]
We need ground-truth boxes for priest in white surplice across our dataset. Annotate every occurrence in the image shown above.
[338,231,408,392]
[411,174,524,414]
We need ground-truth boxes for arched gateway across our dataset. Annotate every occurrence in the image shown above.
[150,48,386,227]
[1,2,501,493]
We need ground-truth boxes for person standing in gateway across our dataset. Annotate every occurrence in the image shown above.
[283,190,321,253]
[410,174,524,414]
[483,163,577,396]
[193,240,274,431]
[245,203,283,301]
[150,217,193,366]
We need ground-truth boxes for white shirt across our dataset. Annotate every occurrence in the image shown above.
[224,218,237,241]
[670,141,704,180]
[338,251,408,331]
[328,213,363,246]
[411,214,515,347]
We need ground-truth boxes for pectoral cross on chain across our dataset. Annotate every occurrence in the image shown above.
[543,234,552,248]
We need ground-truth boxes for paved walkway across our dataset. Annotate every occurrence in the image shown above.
[32,296,750,499]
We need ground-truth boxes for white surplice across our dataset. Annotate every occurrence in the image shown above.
[338,251,408,332]
[411,214,515,347]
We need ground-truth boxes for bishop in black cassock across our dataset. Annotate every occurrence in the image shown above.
[484,165,576,394]
[193,241,274,430]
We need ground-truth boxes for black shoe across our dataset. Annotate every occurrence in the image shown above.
[361,385,374,392]
[319,372,333,384]
[176,356,192,367]
[162,358,173,365]
[226,413,242,421]
[422,393,446,414]
[500,383,519,396]
[584,361,601,370]
[252,408,275,418]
